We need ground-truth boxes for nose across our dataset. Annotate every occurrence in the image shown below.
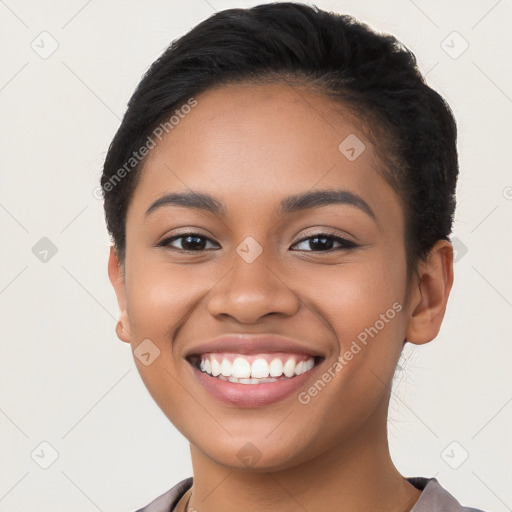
[206,247,301,325]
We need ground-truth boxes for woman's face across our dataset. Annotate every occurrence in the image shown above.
[109,82,435,470]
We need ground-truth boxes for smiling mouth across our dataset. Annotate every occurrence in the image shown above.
[187,352,325,385]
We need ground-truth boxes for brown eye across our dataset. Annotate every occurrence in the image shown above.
[159,233,220,251]
[291,234,357,252]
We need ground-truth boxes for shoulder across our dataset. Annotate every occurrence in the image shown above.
[407,477,488,512]
[132,475,488,512]
[132,477,193,512]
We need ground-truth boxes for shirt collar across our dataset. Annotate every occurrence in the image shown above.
[407,477,466,512]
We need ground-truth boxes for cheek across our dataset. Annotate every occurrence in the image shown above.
[289,257,406,430]
[124,257,200,338]
[308,254,404,330]
[122,257,217,397]
[122,263,200,432]
[297,253,406,380]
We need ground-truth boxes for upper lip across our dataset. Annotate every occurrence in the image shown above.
[184,334,326,359]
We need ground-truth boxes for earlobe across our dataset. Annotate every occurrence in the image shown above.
[404,240,454,346]
[115,317,131,344]
[108,246,132,344]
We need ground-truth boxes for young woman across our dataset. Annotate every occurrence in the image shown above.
[101,3,485,511]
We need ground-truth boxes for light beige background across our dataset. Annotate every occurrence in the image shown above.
[0,1,511,511]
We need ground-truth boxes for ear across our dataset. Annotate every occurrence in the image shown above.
[108,245,131,344]
[404,239,454,345]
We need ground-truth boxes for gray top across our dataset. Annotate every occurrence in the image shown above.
[133,476,487,512]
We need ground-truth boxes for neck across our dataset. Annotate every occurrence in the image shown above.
[185,403,422,512]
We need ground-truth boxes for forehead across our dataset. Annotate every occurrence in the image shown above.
[128,82,402,224]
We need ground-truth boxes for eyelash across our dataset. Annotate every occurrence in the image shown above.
[157,232,358,253]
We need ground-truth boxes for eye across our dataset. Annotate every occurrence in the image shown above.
[157,232,357,253]
[158,233,220,252]
[291,233,358,252]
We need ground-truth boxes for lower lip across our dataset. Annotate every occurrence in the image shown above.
[189,360,323,408]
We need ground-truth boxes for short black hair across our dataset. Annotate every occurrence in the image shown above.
[101,1,458,286]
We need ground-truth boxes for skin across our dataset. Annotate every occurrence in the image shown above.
[108,82,454,512]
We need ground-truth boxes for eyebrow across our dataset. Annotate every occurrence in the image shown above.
[145,188,376,221]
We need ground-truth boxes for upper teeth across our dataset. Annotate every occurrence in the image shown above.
[199,354,315,378]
